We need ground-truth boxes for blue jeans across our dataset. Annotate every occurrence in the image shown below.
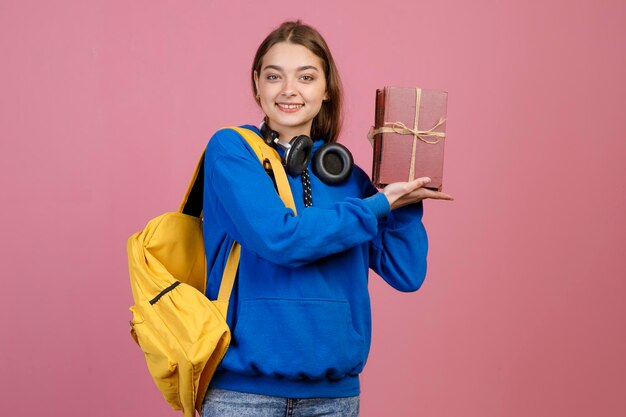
[201,388,360,417]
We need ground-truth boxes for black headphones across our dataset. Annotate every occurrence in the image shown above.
[259,121,353,185]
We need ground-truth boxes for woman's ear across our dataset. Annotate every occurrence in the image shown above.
[253,70,260,95]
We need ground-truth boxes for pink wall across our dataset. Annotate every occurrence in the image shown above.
[1,0,625,416]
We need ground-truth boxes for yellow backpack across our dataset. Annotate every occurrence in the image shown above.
[127,126,296,417]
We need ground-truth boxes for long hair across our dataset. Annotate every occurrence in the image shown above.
[251,20,343,143]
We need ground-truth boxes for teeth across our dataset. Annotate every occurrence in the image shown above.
[278,103,303,109]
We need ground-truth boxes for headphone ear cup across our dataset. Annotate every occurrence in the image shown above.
[312,143,353,185]
[284,135,313,176]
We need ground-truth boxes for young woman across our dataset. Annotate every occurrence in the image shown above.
[201,20,453,417]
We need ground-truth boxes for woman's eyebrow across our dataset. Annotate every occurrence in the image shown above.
[262,65,320,72]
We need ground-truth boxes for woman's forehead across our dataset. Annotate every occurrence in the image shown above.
[261,42,324,72]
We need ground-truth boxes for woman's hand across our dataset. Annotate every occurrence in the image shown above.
[383,177,454,210]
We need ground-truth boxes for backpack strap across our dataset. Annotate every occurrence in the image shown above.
[176,126,296,318]
[227,126,297,214]
[213,240,240,318]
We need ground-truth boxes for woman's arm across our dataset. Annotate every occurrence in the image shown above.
[367,170,452,291]
[368,202,429,292]
[204,128,390,268]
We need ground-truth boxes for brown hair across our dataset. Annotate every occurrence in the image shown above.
[251,20,343,143]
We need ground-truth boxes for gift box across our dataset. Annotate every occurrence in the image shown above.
[369,86,448,191]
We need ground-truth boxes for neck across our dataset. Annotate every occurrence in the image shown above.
[266,120,312,141]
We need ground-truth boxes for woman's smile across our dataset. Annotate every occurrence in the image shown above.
[276,102,305,112]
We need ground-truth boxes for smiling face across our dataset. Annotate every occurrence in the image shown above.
[254,42,329,140]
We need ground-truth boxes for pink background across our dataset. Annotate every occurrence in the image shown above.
[1,1,625,416]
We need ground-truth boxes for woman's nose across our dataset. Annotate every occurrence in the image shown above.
[281,78,296,97]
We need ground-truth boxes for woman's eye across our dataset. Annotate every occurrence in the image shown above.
[266,74,279,81]
[301,75,314,81]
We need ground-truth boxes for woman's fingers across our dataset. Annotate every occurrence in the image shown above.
[424,190,454,200]
[383,177,454,209]
[404,177,431,191]
[404,179,453,200]
[401,188,454,204]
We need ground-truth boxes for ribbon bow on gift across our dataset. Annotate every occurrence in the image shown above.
[369,118,447,144]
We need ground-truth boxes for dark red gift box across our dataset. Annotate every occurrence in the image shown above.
[369,86,448,191]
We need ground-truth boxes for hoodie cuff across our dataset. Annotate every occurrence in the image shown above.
[363,192,391,219]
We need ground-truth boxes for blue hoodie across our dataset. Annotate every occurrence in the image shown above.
[202,125,428,398]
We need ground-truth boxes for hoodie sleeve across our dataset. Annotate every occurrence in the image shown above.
[368,202,429,292]
[353,167,429,292]
[204,128,391,268]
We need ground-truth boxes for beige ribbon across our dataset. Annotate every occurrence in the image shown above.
[368,88,446,181]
